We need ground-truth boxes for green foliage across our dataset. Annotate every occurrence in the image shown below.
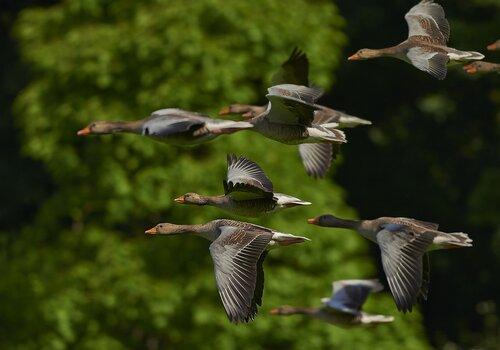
[1,0,430,349]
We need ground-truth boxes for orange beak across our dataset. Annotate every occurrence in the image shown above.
[174,196,186,204]
[307,217,319,225]
[77,126,91,136]
[348,53,361,61]
[218,106,231,116]
[145,227,157,235]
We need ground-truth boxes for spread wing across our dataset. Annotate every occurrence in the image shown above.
[405,0,450,45]
[265,84,323,126]
[407,47,449,80]
[271,47,309,86]
[223,154,274,200]
[376,224,436,313]
[209,226,273,324]
[143,109,207,136]
[298,143,340,178]
[325,279,384,315]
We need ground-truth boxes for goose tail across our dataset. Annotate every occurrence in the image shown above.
[274,193,311,208]
[338,114,372,128]
[271,232,310,247]
[433,232,473,249]
[449,50,485,61]
[361,314,395,325]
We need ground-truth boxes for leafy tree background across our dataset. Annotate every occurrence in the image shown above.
[0,0,498,349]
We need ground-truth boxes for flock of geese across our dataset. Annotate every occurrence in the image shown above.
[76,1,491,327]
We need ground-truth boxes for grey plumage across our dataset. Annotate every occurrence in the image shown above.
[307,214,472,313]
[377,224,436,313]
[210,226,272,323]
[270,278,394,327]
[299,143,335,178]
[224,154,274,199]
[218,48,367,177]
[176,154,310,217]
[146,219,309,323]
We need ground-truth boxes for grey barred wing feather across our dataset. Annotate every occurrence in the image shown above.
[298,143,338,178]
[395,218,439,231]
[405,0,450,45]
[209,226,273,324]
[268,84,323,105]
[271,47,309,86]
[223,154,274,200]
[376,225,436,313]
[407,47,449,80]
[143,109,207,136]
[325,279,384,315]
[265,84,323,125]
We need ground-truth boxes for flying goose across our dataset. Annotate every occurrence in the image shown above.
[307,214,472,313]
[145,219,309,323]
[219,48,371,177]
[175,154,311,217]
[270,279,394,327]
[348,0,484,80]
[227,84,347,178]
[77,108,253,145]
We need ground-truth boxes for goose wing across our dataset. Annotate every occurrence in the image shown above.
[324,279,384,315]
[271,47,309,86]
[405,0,450,45]
[407,47,449,80]
[143,108,207,136]
[223,154,274,200]
[209,226,272,324]
[298,143,341,178]
[376,224,436,313]
[265,84,323,126]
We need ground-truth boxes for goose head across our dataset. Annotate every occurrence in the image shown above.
[174,192,208,205]
[307,214,360,230]
[307,214,341,227]
[145,223,191,235]
[348,49,383,61]
[77,121,119,136]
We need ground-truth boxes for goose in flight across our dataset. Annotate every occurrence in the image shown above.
[270,279,394,327]
[307,214,472,313]
[348,0,484,80]
[77,108,253,145]
[219,48,370,177]
[245,84,347,177]
[175,154,310,217]
[226,83,346,177]
[219,48,370,128]
[145,219,309,323]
